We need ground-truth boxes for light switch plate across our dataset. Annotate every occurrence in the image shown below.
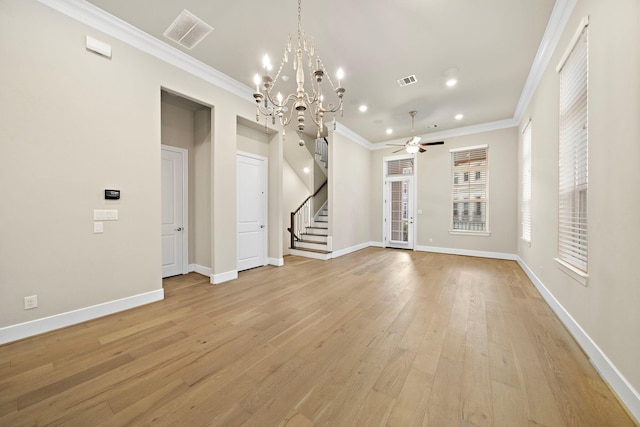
[93,209,118,221]
[94,222,104,233]
[24,295,38,310]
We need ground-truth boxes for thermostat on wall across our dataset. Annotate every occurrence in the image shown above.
[105,189,120,200]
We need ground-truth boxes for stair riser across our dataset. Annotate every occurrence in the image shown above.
[305,228,328,236]
[289,248,331,260]
[300,234,328,243]
[312,221,328,228]
[316,215,328,222]
[296,241,329,251]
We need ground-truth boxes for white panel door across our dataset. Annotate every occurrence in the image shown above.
[237,153,267,271]
[161,148,185,278]
[385,177,414,249]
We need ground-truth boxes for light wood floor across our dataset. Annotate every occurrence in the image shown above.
[0,248,635,426]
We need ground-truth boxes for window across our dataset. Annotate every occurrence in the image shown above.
[451,145,488,233]
[521,121,532,243]
[557,19,589,273]
[386,158,414,176]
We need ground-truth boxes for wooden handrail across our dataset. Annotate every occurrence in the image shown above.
[289,179,328,249]
[295,180,327,213]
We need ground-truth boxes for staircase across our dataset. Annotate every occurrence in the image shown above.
[288,137,331,260]
[289,205,331,260]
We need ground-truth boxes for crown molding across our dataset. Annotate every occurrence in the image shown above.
[513,0,577,122]
[333,122,375,150]
[38,0,576,151]
[37,0,254,101]
[371,118,518,150]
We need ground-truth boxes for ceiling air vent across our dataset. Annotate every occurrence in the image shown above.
[163,9,213,50]
[397,74,417,87]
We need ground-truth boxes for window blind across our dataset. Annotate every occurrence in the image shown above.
[386,158,414,176]
[451,146,488,232]
[521,122,532,242]
[558,24,588,272]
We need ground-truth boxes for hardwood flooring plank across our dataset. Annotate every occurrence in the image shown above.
[0,249,633,426]
[16,354,134,410]
[386,367,433,427]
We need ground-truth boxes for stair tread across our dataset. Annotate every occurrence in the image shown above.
[307,226,328,229]
[298,239,328,244]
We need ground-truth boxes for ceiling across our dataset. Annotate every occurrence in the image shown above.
[86,0,556,144]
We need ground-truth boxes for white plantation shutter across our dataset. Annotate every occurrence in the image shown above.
[558,21,588,272]
[521,122,532,243]
[451,145,488,232]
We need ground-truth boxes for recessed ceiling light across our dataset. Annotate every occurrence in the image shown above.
[446,78,458,88]
[455,113,464,120]
[359,105,368,112]
[303,167,310,174]
[386,128,393,135]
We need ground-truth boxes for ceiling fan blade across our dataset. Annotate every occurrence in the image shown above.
[419,141,445,146]
[392,147,405,153]
[419,147,427,153]
[386,144,404,147]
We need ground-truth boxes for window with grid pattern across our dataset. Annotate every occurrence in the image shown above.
[521,121,532,243]
[557,22,588,273]
[451,145,488,233]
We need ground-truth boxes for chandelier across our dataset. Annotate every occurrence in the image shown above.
[252,0,345,139]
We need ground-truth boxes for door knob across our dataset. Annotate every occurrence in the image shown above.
[260,225,265,229]
[176,227,183,231]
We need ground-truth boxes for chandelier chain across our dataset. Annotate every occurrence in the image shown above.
[297,0,302,42]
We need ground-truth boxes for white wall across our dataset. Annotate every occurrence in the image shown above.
[370,127,518,256]
[518,0,640,411]
[0,0,265,332]
[329,131,372,252]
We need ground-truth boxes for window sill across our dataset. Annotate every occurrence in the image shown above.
[449,230,491,237]
[554,258,588,287]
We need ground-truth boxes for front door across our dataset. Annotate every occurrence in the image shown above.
[161,146,187,278]
[385,177,414,249]
[237,153,267,271]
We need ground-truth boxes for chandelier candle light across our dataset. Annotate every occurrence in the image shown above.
[252,0,345,139]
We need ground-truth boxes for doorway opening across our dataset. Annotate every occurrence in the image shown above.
[160,90,212,278]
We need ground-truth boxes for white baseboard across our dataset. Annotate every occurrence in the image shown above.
[268,258,284,267]
[331,241,371,259]
[415,245,518,261]
[0,289,164,345]
[211,270,238,285]
[517,257,640,423]
[369,241,384,248]
[188,263,212,277]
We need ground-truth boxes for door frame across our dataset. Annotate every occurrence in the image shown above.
[236,150,268,270]
[161,144,189,276]
[382,153,417,250]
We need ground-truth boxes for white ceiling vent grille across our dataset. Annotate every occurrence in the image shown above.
[397,74,417,87]
[163,9,213,50]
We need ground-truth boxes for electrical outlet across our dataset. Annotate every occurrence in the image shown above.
[24,295,38,310]
[428,238,433,243]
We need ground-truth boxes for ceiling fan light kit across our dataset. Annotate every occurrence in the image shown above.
[252,0,345,140]
[387,111,445,154]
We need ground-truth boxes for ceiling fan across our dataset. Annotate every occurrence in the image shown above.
[388,111,444,154]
